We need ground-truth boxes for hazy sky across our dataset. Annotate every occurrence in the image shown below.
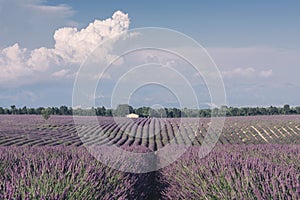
[0,0,299,108]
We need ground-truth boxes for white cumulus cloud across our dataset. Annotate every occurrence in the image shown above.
[0,10,130,87]
[222,67,273,78]
[52,69,70,78]
[259,69,273,78]
[54,11,129,64]
[0,44,30,81]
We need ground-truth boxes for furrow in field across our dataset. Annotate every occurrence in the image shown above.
[155,119,164,149]
[286,126,299,135]
[281,127,292,137]
[115,120,133,147]
[250,126,269,143]
[265,127,280,139]
[257,125,273,141]
[274,126,287,138]
[1,137,30,146]
[148,118,157,151]
[132,119,143,146]
[245,127,260,144]
[122,120,137,147]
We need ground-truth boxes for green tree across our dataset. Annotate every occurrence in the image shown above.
[283,104,290,115]
[114,104,133,117]
[96,106,106,116]
[268,106,278,115]
[105,109,113,117]
[149,108,160,118]
[228,107,238,116]
[59,106,69,115]
[28,108,36,114]
[4,108,10,114]
[41,108,52,120]
[135,107,150,118]
[21,106,27,114]
[259,107,267,115]
[296,107,300,114]
[171,108,181,118]
[36,107,44,115]
[10,105,16,115]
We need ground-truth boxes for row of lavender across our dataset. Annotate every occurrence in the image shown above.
[0,145,155,200]
[0,115,299,148]
[1,144,299,199]
[160,144,300,199]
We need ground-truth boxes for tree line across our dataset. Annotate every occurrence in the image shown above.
[1,104,300,118]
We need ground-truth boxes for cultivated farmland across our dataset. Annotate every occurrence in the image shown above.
[0,115,299,199]
[0,115,299,148]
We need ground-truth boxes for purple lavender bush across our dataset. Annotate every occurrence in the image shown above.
[0,146,141,199]
[160,144,300,199]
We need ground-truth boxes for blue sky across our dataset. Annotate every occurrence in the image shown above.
[0,0,299,108]
[26,0,300,48]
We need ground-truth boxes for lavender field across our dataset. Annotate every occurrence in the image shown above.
[0,115,299,148]
[0,115,299,199]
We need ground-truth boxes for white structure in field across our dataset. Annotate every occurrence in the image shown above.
[126,113,139,118]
